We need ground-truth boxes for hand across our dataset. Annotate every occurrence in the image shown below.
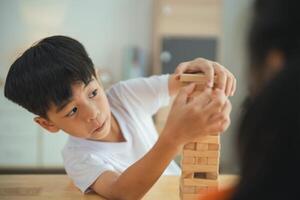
[162,83,228,146]
[207,99,232,133]
[174,58,237,97]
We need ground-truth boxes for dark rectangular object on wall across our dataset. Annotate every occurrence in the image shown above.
[161,37,217,74]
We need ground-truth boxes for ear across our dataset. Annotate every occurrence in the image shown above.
[34,117,60,133]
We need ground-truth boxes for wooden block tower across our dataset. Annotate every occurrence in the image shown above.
[179,74,220,200]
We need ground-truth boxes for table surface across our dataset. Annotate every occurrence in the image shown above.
[0,175,238,200]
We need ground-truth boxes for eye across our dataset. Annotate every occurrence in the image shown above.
[89,89,98,98]
[66,107,78,117]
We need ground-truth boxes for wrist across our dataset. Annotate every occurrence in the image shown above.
[159,128,184,153]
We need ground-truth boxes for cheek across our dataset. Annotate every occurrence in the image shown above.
[97,95,110,113]
[64,120,89,137]
[62,120,81,131]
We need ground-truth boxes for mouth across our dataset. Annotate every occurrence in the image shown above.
[91,119,107,134]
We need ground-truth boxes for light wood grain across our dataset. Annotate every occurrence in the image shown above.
[183,150,220,157]
[0,175,238,200]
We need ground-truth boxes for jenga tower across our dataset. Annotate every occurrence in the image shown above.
[179,74,220,200]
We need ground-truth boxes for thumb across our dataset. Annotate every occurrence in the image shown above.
[174,83,196,105]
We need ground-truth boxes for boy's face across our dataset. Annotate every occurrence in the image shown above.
[35,78,113,141]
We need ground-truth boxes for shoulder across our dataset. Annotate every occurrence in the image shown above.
[62,142,113,185]
[62,137,98,163]
[107,74,169,94]
[106,74,170,115]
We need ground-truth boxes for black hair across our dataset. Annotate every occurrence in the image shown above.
[4,35,96,118]
[232,0,300,199]
[247,0,300,95]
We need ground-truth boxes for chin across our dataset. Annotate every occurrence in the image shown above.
[91,128,110,140]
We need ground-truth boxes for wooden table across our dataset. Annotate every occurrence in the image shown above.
[0,175,238,200]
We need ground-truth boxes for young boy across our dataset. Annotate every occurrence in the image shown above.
[4,36,235,199]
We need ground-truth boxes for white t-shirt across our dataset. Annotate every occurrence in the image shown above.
[62,74,181,193]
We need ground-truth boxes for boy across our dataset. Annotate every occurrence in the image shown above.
[4,36,235,199]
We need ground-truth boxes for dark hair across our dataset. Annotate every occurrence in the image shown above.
[247,0,300,95]
[4,35,96,118]
[232,0,300,199]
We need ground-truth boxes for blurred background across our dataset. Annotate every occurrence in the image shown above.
[0,0,251,174]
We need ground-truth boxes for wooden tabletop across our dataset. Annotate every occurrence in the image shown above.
[0,175,238,200]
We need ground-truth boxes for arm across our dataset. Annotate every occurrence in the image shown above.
[92,131,182,200]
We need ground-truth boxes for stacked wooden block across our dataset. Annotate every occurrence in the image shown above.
[179,74,220,200]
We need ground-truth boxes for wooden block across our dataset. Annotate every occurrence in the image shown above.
[184,142,196,150]
[197,157,208,164]
[209,132,220,136]
[183,178,218,187]
[206,172,219,179]
[181,172,194,179]
[196,186,209,192]
[208,143,220,150]
[179,73,207,83]
[180,82,207,92]
[194,135,220,144]
[182,156,196,165]
[182,186,196,194]
[207,157,219,165]
[182,193,203,200]
[182,164,218,172]
[196,143,208,150]
[193,172,206,179]
[183,149,219,157]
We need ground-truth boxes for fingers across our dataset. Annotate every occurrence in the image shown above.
[206,119,231,133]
[231,76,237,96]
[190,58,214,88]
[213,62,227,92]
[188,87,212,107]
[174,83,196,105]
[225,68,236,96]
[174,58,237,96]
[213,62,236,96]
[207,99,232,133]
[174,62,190,80]
[175,61,190,74]
[202,89,227,115]
[225,72,233,97]
[175,58,214,87]
[209,100,232,123]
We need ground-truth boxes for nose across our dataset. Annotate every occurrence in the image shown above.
[83,103,98,123]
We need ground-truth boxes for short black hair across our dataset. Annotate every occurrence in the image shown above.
[4,35,96,118]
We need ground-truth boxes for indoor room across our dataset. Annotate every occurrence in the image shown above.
[1,0,295,199]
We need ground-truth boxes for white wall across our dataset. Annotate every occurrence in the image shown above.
[0,0,153,82]
[0,0,153,168]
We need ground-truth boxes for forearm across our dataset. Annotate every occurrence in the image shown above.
[111,132,182,200]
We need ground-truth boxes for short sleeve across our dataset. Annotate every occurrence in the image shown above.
[107,74,170,116]
[63,152,114,193]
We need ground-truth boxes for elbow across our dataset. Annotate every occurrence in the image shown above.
[109,192,143,200]
[97,189,142,200]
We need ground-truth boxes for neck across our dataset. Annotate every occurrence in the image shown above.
[109,113,125,142]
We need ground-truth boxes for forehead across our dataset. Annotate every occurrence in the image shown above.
[71,78,99,94]
[49,79,100,114]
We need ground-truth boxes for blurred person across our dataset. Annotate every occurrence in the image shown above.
[201,0,300,199]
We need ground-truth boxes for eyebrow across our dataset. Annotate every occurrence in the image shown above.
[55,79,95,113]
